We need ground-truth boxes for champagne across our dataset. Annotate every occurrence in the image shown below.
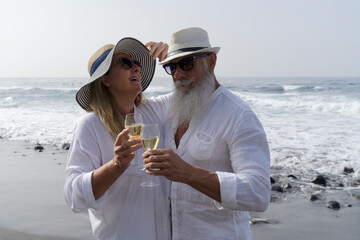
[126,123,143,139]
[141,137,159,151]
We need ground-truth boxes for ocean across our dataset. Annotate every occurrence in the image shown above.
[1,76,359,195]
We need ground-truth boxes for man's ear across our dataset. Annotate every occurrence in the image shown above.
[100,75,111,87]
[208,53,217,71]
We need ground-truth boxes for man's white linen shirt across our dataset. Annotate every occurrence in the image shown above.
[144,85,271,240]
[64,106,171,240]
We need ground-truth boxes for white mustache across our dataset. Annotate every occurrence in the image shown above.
[175,79,194,88]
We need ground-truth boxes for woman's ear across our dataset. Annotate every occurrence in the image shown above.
[100,75,111,87]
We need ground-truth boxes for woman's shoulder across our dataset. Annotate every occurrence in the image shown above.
[76,112,102,128]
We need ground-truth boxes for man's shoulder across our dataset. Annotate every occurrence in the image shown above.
[139,92,173,113]
[143,92,173,105]
[217,86,252,112]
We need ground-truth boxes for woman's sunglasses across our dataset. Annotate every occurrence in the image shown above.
[113,57,142,70]
[163,53,210,75]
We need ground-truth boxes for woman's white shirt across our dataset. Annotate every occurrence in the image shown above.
[64,108,171,240]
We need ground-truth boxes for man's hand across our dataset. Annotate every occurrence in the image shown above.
[142,149,192,183]
[143,148,221,202]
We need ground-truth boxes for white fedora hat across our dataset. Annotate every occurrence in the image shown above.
[76,37,155,111]
[160,27,220,64]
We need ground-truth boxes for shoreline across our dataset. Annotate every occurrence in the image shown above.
[0,138,359,239]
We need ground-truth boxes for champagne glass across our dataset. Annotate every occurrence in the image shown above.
[125,112,143,169]
[140,124,160,187]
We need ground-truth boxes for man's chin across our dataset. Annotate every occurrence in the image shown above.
[176,83,194,93]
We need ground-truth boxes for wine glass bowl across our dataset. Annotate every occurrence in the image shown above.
[140,124,160,187]
[125,113,143,168]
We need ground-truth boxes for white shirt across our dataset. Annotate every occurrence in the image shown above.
[145,86,271,240]
[64,107,171,240]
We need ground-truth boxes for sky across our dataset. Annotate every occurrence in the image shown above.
[0,0,359,78]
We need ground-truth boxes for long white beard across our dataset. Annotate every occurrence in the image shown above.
[171,69,215,124]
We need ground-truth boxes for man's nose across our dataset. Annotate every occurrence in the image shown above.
[172,66,186,80]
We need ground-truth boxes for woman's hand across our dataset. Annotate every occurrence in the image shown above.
[145,41,168,62]
[113,128,142,170]
[92,128,142,200]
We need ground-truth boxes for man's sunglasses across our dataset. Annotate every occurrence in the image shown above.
[112,57,142,70]
[163,53,210,75]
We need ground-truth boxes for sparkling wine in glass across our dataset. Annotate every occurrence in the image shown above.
[125,112,143,168]
[140,123,160,187]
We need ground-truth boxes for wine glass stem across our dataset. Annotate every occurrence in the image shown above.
[134,151,138,167]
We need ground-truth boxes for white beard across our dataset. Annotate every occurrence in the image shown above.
[171,69,215,124]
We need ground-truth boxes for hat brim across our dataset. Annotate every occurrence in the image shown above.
[76,37,155,111]
[160,47,220,65]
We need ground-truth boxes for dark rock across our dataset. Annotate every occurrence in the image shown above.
[344,167,354,174]
[34,143,44,152]
[62,143,70,150]
[338,183,344,187]
[250,218,269,224]
[287,174,297,179]
[311,175,326,186]
[271,185,283,192]
[326,201,340,210]
[270,177,275,184]
[310,194,320,201]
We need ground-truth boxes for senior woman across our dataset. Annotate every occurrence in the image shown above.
[64,38,170,240]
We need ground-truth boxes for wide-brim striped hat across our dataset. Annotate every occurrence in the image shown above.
[76,37,155,111]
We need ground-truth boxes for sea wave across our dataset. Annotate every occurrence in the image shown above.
[282,85,314,92]
[0,86,78,92]
[234,91,360,115]
[249,84,330,94]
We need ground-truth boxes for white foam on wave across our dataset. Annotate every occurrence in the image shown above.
[282,85,305,91]
[0,106,83,146]
[232,89,360,185]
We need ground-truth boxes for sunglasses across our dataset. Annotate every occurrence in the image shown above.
[163,53,210,75]
[113,57,142,70]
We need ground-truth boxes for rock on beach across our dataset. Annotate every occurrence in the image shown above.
[311,175,327,186]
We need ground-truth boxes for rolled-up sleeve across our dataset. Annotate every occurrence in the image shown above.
[215,111,271,212]
[63,116,107,213]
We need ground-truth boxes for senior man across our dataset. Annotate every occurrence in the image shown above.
[143,27,270,240]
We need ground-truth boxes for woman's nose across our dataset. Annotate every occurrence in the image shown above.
[132,64,141,72]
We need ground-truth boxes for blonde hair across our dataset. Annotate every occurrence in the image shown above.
[88,79,143,137]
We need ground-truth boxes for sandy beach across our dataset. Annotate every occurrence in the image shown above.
[0,139,94,240]
[0,138,359,240]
